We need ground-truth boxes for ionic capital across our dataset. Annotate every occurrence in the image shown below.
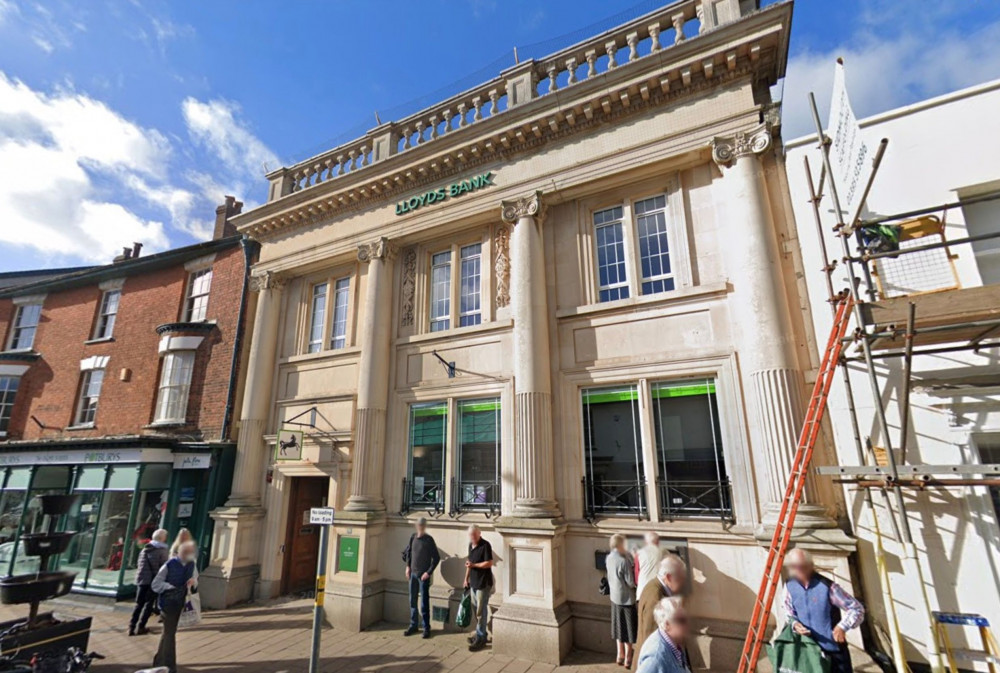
[710,122,773,167]
[500,190,544,224]
[249,269,286,292]
[357,236,398,263]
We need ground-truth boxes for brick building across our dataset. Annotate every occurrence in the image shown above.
[0,198,255,598]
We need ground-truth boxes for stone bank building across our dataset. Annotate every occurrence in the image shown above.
[213,0,855,665]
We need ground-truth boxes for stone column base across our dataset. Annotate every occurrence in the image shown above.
[493,602,573,664]
[322,510,387,632]
[201,505,266,609]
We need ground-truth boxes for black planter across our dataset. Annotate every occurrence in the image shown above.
[35,494,80,516]
[20,532,76,557]
[0,613,91,659]
[0,571,77,605]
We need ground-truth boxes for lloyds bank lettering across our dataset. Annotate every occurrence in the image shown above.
[395,172,495,215]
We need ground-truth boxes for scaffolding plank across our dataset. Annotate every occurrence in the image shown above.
[860,285,1000,350]
[818,464,1000,476]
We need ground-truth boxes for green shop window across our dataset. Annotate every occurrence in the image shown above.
[582,385,645,517]
[652,379,732,520]
[453,398,500,514]
[404,402,447,513]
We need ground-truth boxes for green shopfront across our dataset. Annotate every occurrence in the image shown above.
[0,439,234,598]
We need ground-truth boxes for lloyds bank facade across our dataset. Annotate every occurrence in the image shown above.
[200,0,861,666]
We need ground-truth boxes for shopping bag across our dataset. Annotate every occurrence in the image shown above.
[455,589,472,629]
[178,590,202,628]
[767,624,830,673]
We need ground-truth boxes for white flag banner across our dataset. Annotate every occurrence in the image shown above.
[827,61,873,222]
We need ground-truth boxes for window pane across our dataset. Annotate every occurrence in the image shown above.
[407,402,446,508]
[125,487,168,580]
[634,196,675,296]
[62,491,103,583]
[11,304,41,350]
[430,251,451,332]
[96,290,120,339]
[652,379,731,518]
[593,208,629,303]
[87,490,134,588]
[186,269,212,322]
[77,369,105,426]
[154,352,194,423]
[582,385,643,513]
[330,277,350,349]
[459,244,482,328]
[0,376,19,434]
[457,398,500,510]
[307,283,327,353]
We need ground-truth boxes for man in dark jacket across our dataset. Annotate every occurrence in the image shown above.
[634,554,686,669]
[129,528,169,636]
[403,517,440,639]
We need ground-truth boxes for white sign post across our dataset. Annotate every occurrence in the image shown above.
[307,507,334,673]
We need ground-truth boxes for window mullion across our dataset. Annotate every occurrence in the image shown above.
[621,197,641,299]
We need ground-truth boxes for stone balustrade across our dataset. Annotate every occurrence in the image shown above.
[266,0,747,203]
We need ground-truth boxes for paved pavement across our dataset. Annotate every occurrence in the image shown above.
[0,597,619,673]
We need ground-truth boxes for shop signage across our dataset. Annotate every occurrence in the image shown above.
[276,428,304,461]
[173,453,212,470]
[338,536,359,573]
[0,448,172,467]
[177,503,194,518]
[394,172,495,216]
[309,507,335,525]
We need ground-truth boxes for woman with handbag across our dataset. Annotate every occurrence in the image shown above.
[151,540,198,673]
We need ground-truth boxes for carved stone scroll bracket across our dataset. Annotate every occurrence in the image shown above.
[248,270,287,292]
[494,224,511,309]
[500,190,544,224]
[710,122,772,167]
[357,236,398,263]
[400,247,417,326]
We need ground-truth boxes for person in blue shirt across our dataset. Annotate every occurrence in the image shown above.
[636,597,693,673]
[783,548,865,673]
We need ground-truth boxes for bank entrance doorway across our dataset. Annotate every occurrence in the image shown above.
[282,477,328,595]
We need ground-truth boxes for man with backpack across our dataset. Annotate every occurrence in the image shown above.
[463,524,494,651]
[402,517,440,639]
[129,528,169,636]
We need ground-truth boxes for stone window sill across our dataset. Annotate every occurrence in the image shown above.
[396,318,514,346]
[65,424,95,431]
[145,420,188,428]
[84,337,115,345]
[284,345,362,365]
[555,282,729,319]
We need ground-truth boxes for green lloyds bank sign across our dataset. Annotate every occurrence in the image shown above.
[395,172,495,216]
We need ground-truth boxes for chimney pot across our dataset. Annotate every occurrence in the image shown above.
[132,242,143,258]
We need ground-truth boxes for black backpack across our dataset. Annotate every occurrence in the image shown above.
[401,533,415,564]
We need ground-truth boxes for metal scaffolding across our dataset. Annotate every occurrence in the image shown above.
[803,92,1000,673]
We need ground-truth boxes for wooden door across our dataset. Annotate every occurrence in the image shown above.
[282,477,328,594]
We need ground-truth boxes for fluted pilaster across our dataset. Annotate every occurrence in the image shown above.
[346,407,387,511]
[513,391,558,515]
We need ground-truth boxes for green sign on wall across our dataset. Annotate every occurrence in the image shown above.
[395,172,495,215]
[338,536,360,573]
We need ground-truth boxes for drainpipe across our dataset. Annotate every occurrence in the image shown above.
[221,236,258,442]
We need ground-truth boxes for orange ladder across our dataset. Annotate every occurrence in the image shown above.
[737,292,855,673]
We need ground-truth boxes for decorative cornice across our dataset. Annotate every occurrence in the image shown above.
[357,237,398,263]
[0,351,40,363]
[710,122,772,166]
[249,270,287,292]
[155,321,218,336]
[500,191,544,224]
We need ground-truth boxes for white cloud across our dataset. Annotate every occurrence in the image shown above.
[781,8,1000,139]
[182,97,278,184]
[0,73,172,262]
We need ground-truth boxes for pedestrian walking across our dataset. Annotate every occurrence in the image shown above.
[607,533,638,667]
[634,554,686,669]
[151,540,199,673]
[635,532,662,595]
[783,548,865,673]
[129,528,169,636]
[403,517,440,639]
[463,524,494,651]
[636,597,693,673]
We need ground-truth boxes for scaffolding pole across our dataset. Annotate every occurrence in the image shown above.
[808,91,945,672]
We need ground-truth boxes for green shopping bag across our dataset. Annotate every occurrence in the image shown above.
[455,589,472,628]
[767,624,830,673]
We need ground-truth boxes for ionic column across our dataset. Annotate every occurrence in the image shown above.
[501,192,560,518]
[711,124,827,525]
[227,270,285,507]
[345,237,396,512]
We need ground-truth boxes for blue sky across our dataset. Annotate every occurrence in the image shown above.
[1,0,999,270]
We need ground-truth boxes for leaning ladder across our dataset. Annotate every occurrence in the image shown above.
[736,292,855,673]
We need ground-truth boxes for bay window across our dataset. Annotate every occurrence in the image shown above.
[154,351,195,423]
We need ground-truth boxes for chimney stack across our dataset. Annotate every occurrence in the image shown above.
[131,242,143,259]
[113,246,131,263]
[213,195,244,240]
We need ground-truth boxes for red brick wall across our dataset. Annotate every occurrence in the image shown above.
[0,243,247,443]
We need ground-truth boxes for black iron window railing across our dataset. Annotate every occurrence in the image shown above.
[449,478,500,517]
[400,478,445,515]
[582,477,648,521]
[657,478,733,522]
